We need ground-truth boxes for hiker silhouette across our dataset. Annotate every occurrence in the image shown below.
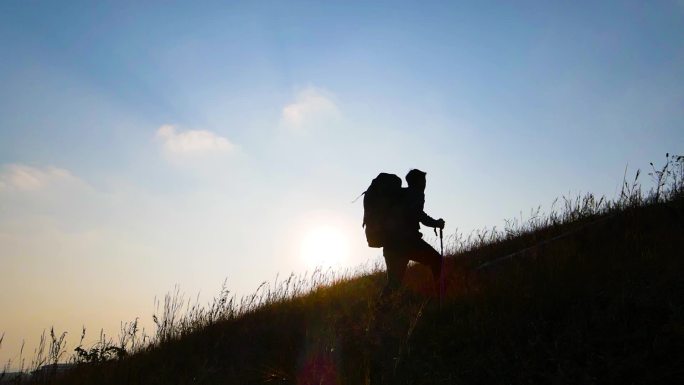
[362,169,445,299]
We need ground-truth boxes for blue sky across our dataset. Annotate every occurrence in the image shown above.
[1,0,683,367]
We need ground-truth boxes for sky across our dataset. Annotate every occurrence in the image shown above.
[1,0,683,369]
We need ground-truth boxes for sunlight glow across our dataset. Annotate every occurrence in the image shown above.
[300,225,350,268]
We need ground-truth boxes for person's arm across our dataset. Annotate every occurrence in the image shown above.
[419,211,444,229]
[413,193,444,228]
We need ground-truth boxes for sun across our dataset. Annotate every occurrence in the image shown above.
[300,225,350,268]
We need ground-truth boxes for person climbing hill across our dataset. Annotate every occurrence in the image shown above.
[361,169,445,299]
[381,169,445,298]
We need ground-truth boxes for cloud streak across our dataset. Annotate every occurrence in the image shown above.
[281,87,339,130]
[156,125,235,154]
[0,164,79,191]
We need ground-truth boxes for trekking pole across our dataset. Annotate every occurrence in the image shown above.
[439,227,444,256]
[434,227,445,306]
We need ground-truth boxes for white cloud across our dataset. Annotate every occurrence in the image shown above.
[156,125,235,154]
[0,164,79,191]
[281,86,340,129]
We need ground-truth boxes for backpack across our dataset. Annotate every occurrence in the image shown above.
[362,173,403,248]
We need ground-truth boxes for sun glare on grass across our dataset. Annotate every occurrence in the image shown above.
[300,225,350,268]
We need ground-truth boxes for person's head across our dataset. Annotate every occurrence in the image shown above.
[406,169,427,191]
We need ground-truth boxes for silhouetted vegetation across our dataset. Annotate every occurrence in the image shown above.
[2,154,683,384]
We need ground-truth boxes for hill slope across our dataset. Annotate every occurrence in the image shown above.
[17,172,684,384]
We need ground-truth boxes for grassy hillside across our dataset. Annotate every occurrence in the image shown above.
[4,155,684,384]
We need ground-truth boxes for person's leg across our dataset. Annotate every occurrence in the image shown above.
[407,238,442,288]
[382,246,408,299]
